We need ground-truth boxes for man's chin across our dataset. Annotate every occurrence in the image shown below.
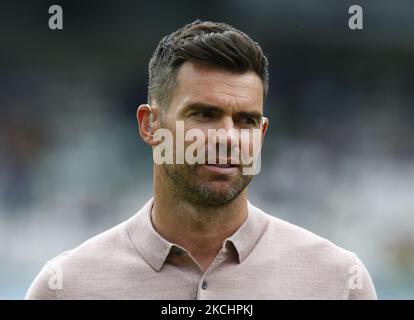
[201,180,235,192]
[191,180,247,206]
[193,190,237,206]
[162,163,250,206]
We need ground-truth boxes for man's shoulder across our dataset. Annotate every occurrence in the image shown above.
[252,205,358,266]
[51,218,133,267]
[251,205,377,299]
[25,216,145,299]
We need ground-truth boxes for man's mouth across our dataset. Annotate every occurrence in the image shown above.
[206,158,241,166]
[202,161,240,174]
[212,163,238,168]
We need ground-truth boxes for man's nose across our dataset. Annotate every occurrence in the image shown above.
[219,116,239,142]
[219,117,235,133]
[216,117,240,153]
[220,116,234,131]
[206,117,240,162]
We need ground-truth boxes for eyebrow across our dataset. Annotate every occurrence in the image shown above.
[180,102,263,121]
[180,103,222,114]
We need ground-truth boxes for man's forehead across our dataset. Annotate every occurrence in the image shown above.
[173,61,264,109]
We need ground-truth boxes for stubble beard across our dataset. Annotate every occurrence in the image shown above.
[162,163,252,208]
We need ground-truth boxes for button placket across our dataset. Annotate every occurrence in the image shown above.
[196,248,229,299]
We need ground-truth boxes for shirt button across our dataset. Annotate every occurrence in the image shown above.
[201,281,208,290]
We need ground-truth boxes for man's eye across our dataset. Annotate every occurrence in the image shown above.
[239,117,256,125]
[193,111,213,118]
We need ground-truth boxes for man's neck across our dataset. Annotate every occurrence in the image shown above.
[151,170,248,272]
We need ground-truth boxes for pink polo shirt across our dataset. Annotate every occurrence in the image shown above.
[25,198,377,299]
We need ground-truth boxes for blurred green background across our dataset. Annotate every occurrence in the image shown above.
[1,0,413,299]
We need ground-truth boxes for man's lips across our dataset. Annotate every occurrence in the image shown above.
[206,158,241,166]
[201,161,240,174]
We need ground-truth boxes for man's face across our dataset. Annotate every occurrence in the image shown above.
[160,61,266,207]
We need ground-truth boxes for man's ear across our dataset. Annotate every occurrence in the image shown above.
[261,116,269,144]
[137,104,160,146]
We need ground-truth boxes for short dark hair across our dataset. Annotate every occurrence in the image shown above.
[147,20,269,111]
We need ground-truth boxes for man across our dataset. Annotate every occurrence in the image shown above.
[26,20,377,299]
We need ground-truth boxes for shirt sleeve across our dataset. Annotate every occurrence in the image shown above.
[25,263,61,300]
[343,254,377,300]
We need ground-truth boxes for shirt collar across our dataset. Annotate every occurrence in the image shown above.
[226,201,269,263]
[126,198,269,271]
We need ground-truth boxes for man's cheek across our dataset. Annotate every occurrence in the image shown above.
[240,128,262,175]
